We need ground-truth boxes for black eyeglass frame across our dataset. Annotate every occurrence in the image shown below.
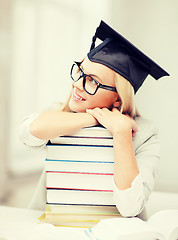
[70,61,117,95]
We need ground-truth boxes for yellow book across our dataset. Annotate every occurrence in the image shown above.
[45,204,120,214]
[39,204,122,228]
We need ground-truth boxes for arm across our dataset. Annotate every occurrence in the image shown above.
[112,128,139,190]
[86,107,139,190]
[113,128,160,217]
[30,110,98,140]
[86,108,159,217]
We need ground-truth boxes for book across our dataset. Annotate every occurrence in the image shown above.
[49,126,113,146]
[50,126,113,138]
[42,126,119,228]
[42,215,120,228]
[46,189,114,205]
[46,144,114,162]
[40,204,121,228]
[50,136,113,146]
[46,171,113,191]
[44,212,121,226]
[45,204,119,214]
[89,209,178,240]
[45,159,114,174]
[39,215,100,228]
[35,210,178,239]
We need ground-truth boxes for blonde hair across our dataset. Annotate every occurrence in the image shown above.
[61,65,140,118]
[60,90,73,112]
[114,73,140,118]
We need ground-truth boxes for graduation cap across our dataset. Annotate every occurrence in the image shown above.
[87,21,169,93]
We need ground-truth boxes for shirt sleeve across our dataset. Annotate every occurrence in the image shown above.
[112,119,160,217]
[18,113,48,148]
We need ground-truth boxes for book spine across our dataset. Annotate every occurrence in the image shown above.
[50,136,113,146]
[47,144,114,162]
[46,171,113,191]
[46,188,115,206]
[45,203,119,213]
[45,159,114,173]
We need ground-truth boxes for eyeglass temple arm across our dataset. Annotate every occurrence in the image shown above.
[100,85,117,92]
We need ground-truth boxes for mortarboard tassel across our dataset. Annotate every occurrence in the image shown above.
[90,35,97,51]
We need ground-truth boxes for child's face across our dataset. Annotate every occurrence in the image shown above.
[69,57,119,113]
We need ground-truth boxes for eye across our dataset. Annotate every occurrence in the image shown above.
[86,76,97,85]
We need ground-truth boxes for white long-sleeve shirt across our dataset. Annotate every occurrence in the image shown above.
[19,113,160,218]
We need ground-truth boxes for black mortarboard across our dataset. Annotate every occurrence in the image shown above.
[87,21,169,93]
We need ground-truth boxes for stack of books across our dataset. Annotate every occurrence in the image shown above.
[41,126,121,227]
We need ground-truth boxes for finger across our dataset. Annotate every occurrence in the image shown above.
[112,108,118,112]
[124,115,138,133]
[131,120,139,133]
[93,107,104,114]
[101,108,110,112]
[89,108,104,118]
[86,108,103,121]
[112,108,121,114]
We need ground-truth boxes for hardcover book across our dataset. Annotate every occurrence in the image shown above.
[40,126,121,227]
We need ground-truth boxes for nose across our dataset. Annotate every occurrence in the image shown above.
[73,78,84,91]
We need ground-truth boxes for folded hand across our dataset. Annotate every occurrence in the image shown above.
[86,108,138,138]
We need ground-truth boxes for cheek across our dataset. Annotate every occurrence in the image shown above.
[88,93,116,108]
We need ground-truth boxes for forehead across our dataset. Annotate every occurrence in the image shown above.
[82,57,115,85]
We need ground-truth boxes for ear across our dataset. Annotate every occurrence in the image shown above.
[113,98,121,108]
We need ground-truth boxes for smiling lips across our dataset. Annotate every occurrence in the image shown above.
[73,91,86,101]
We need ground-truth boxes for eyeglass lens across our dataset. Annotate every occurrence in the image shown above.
[71,63,98,95]
[71,64,81,81]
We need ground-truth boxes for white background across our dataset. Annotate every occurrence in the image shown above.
[0,0,177,207]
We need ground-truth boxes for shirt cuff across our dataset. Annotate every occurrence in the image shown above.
[112,173,145,216]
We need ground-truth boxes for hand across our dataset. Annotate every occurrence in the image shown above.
[84,112,99,127]
[86,108,138,137]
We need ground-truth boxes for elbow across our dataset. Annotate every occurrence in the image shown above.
[18,113,48,147]
[30,122,48,140]
[112,173,153,218]
[19,122,48,148]
[113,184,150,217]
[117,200,144,217]
[30,123,40,138]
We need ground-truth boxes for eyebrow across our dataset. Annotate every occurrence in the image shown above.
[80,64,103,83]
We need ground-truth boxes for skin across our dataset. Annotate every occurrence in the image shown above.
[30,57,139,190]
[68,58,119,113]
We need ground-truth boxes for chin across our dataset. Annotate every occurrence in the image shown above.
[69,100,86,113]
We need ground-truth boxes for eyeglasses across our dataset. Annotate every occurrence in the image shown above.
[70,61,117,95]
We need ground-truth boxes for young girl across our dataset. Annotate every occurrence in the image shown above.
[19,21,169,218]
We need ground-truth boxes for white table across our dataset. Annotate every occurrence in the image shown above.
[0,206,87,240]
[0,206,43,240]
[1,198,178,240]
